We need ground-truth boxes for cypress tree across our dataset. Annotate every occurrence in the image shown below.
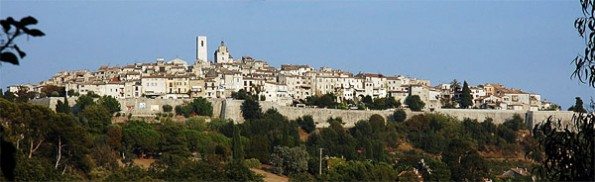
[56,95,70,114]
[231,123,244,164]
[459,81,473,109]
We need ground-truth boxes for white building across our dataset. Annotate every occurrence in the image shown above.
[260,82,292,105]
[123,81,142,98]
[99,83,124,98]
[141,76,167,97]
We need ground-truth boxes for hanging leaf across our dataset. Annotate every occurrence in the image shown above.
[5,17,15,24]
[13,45,26,58]
[0,20,10,33]
[19,16,38,26]
[0,52,19,65]
[581,0,589,15]
[23,28,45,37]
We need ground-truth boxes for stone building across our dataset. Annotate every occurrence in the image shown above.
[11,35,556,112]
[214,41,233,64]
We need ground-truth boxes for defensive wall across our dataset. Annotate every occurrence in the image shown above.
[30,97,575,128]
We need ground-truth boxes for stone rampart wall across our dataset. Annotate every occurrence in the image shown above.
[29,97,575,128]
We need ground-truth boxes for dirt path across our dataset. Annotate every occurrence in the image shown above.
[250,168,289,182]
[132,158,156,169]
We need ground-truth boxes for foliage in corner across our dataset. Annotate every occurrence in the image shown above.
[532,112,594,181]
[0,16,45,65]
[573,0,595,87]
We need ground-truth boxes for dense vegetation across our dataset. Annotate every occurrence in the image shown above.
[0,84,583,178]
[0,93,566,181]
[302,93,401,111]
[0,96,260,181]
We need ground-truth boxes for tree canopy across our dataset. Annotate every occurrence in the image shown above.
[241,98,262,121]
[405,95,425,111]
[459,81,473,108]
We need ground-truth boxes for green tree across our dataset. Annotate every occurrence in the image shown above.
[40,85,65,97]
[162,104,173,113]
[442,139,488,181]
[350,114,395,162]
[86,91,100,98]
[48,113,92,172]
[242,109,300,163]
[231,89,256,100]
[362,95,373,105]
[450,79,461,92]
[296,115,316,133]
[307,117,357,160]
[568,97,587,113]
[440,96,456,108]
[369,114,385,132]
[19,104,56,159]
[105,165,150,181]
[55,96,70,114]
[270,146,310,175]
[67,89,79,97]
[187,98,213,117]
[106,125,123,152]
[459,81,473,108]
[405,95,425,111]
[73,94,94,113]
[392,109,406,123]
[418,158,451,181]
[175,98,213,117]
[231,123,244,164]
[122,120,161,156]
[174,105,189,117]
[97,95,120,115]
[2,90,16,102]
[532,112,594,181]
[384,96,401,108]
[81,104,112,134]
[158,121,190,166]
[245,135,271,163]
[225,162,263,181]
[322,160,398,181]
[306,93,338,108]
[502,114,525,131]
[241,98,262,120]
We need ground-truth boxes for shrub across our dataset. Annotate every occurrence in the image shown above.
[243,158,261,169]
[296,115,316,133]
[392,109,407,122]
[289,172,315,182]
[162,104,173,113]
[405,95,425,111]
[241,98,262,120]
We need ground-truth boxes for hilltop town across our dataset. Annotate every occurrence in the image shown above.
[7,36,558,111]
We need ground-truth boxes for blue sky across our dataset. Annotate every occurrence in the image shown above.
[0,1,593,108]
